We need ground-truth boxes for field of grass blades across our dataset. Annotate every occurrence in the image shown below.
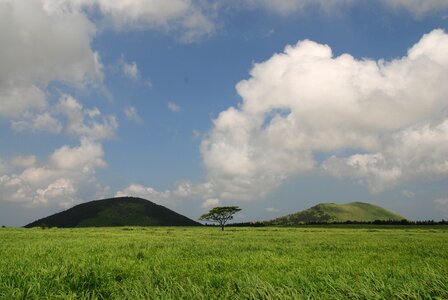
[0,226,447,299]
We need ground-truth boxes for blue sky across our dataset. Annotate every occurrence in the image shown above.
[1,0,448,226]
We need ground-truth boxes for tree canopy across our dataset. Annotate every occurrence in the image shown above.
[199,206,242,230]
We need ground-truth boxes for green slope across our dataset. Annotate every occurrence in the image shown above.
[268,202,406,225]
[25,197,201,228]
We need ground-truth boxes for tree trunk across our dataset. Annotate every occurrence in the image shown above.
[221,224,224,231]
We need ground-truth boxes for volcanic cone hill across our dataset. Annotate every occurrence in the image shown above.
[25,197,201,228]
[268,202,406,225]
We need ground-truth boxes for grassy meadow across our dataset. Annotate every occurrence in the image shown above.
[1,226,447,299]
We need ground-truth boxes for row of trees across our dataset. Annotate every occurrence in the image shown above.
[199,206,448,230]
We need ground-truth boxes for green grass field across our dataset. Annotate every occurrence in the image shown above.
[1,226,447,299]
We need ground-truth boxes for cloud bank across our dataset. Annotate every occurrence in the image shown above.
[0,0,101,118]
[0,137,107,208]
[202,29,448,199]
[115,29,448,207]
[0,95,116,208]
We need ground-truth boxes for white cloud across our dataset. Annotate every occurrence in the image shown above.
[124,106,144,124]
[45,0,216,42]
[192,130,202,139]
[202,29,448,199]
[0,85,47,118]
[0,0,102,117]
[0,138,107,207]
[323,120,448,192]
[118,56,152,86]
[266,207,279,212]
[323,154,402,193]
[383,0,448,16]
[57,95,118,140]
[115,181,217,208]
[10,156,37,169]
[35,178,76,207]
[240,0,353,15]
[172,181,215,199]
[434,198,448,218]
[50,138,107,172]
[115,184,171,203]
[201,198,220,208]
[168,101,181,112]
[121,59,139,80]
[402,190,415,198]
[9,94,118,177]
[11,112,63,134]
[230,0,448,16]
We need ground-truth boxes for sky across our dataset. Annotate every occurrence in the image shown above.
[1,0,448,226]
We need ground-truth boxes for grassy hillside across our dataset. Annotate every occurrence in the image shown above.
[25,197,201,228]
[269,202,405,225]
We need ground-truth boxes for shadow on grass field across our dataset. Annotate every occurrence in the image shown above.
[1,226,447,299]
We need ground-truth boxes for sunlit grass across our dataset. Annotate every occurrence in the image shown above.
[1,226,447,299]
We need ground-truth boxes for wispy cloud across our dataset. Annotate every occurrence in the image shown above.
[201,198,220,209]
[122,61,139,80]
[266,207,279,212]
[124,106,144,124]
[168,101,181,113]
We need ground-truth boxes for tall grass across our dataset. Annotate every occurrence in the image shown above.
[0,226,447,299]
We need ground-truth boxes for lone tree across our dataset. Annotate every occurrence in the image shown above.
[199,206,242,231]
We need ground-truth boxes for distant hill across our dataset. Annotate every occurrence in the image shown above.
[268,202,406,225]
[25,197,201,228]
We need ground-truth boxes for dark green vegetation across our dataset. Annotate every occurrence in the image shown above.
[25,197,201,228]
[199,206,242,230]
[1,226,447,299]
[268,202,405,225]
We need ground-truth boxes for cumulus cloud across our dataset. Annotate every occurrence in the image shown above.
[57,95,118,140]
[10,156,37,169]
[115,181,216,207]
[0,95,114,208]
[0,0,102,118]
[10,94,118,140]
[50,138,107,172]
[35,178,76,209]
[11,113,63,134]
[202,29,448,199]
[1,0,210,120]
[323,120,448,192]
[0,138,107,207]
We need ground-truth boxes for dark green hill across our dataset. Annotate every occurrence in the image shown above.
[25,197,201,228]
[268,202,405,225]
